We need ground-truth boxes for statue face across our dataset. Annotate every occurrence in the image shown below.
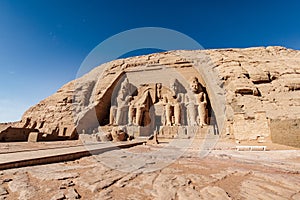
[190,81,199,93]
[171,83,177,92]
[121,82,127,91]
[170,82,178,96]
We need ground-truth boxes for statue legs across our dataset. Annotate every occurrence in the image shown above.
[165,104,172,126]
[187,103,198,126]
[116,106,129,125]
[174,103,181,125]
[164,103,181,126]
[109,106,117,125]
[198,103,207,127]
[115,107,122,125]
[128,105,135,125]
[136,105,145,126]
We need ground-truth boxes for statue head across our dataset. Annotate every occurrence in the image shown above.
[189,77,200,93]
[119,78,131,97]
[121,78,129,90]
[170,79,179,97]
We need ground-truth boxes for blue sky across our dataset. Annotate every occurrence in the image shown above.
[1,0,300,122]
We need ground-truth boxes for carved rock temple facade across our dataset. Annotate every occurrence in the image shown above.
[0,47,299,147]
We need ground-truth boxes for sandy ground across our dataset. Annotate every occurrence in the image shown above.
[0,139,299,200]
[0,140,82,154]
[0,136,297,154]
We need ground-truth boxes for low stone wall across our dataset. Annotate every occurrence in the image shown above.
[0,127,37,142]
[0,127,72,142]
[270,119,300,148]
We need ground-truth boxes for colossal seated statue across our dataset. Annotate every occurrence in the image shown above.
[187,77,208,127]
[128,87,155,127]
[163,79,186,126]
[109,78,133,125]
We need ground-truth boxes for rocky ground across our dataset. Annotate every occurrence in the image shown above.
[0,140,299,200]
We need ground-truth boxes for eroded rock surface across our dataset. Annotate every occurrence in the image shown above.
[1,46,299,145]
[0,144,299,199]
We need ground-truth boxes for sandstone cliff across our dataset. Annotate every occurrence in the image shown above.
[1,46,299,145]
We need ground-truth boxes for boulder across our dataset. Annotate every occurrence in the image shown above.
[111,127,128,142]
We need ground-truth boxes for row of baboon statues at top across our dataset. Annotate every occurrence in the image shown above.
[109,76,208,128]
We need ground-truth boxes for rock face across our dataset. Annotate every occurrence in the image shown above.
[1,46,299,146]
